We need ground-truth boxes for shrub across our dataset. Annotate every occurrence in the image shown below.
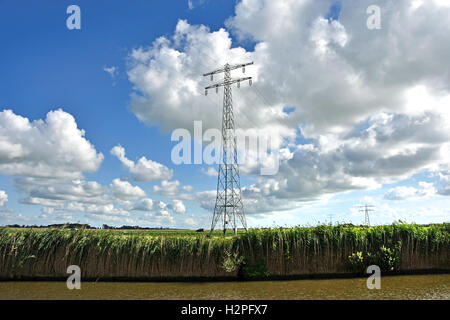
[348,251,366,273]
[239,258,269,279]
[347,241,402,273]
[376,242,402,271]
[222,249,244,272]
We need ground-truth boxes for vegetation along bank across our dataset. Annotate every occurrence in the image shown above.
[0,223,448,281]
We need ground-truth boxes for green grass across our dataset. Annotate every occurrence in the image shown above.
[0,223,448,279]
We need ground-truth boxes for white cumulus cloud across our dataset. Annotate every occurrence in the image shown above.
[0,190,7,206]
[0,109,103,179]
[110,178,147,200]
[111,145,173,181]
[169,199,186,214]
[384,182,437,200]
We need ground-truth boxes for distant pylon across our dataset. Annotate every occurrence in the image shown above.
[328,213,334,226]
[357,204,375,226]
[203,62,253,235]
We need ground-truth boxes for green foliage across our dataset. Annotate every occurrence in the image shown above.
[222,249,244,272]
[348,251,366,273]
[348,241,402,273]
[377,242,402,271]
[240,258,269,279]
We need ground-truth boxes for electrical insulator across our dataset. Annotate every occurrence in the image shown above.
[205,89,208,96]
[249,79,252,86]
[211,74,213,81]
[237,81,240,88]
[242,67,245,73]
[216,85,218,93]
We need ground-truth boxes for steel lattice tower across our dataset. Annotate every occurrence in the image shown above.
[358,204,375,226]
[203,62,253,235]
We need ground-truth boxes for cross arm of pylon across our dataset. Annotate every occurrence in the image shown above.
[204,76,252,90]
[357,204,375,212]
[203,62,253,77]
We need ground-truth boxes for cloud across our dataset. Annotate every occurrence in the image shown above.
[127,20,257,133]
[0,190,7,206]
[131,198,154,211]
[187,0,206,10]
[169,199,186,214]
[18,178,108,203]
[103,66,117,78]
[384,182,437,200]
[111,145,173,181]
[14,175,185,224]
[202,167,218,177]
[438,187,450,196]
[153,180,182,198]
[154,200,170,217]
[193,190,216,211]
[14,176,133,217]
[16,177,117,212]
[183,217,196,226]
[82,204,131,217]
[39,207,73,222]
[110,178,146,200]
[0,109,103,179]
[182,185,194,192]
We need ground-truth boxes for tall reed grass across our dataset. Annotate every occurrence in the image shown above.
[0,223,448,280]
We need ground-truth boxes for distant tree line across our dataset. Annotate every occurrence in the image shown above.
[4,223,93,229]
[101,224,169,230]
[2,223,173,230]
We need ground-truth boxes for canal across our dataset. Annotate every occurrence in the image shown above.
[0,274,448,300]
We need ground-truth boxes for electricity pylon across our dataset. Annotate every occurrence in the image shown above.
[203,62,253,235]
[328,213,334,226]
[357,204,375,226]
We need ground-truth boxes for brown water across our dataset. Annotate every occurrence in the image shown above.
[0,274,449,300]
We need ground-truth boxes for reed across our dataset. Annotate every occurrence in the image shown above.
[0,223,448,280]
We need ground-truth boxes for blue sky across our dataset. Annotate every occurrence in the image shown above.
[0,0,449,228]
